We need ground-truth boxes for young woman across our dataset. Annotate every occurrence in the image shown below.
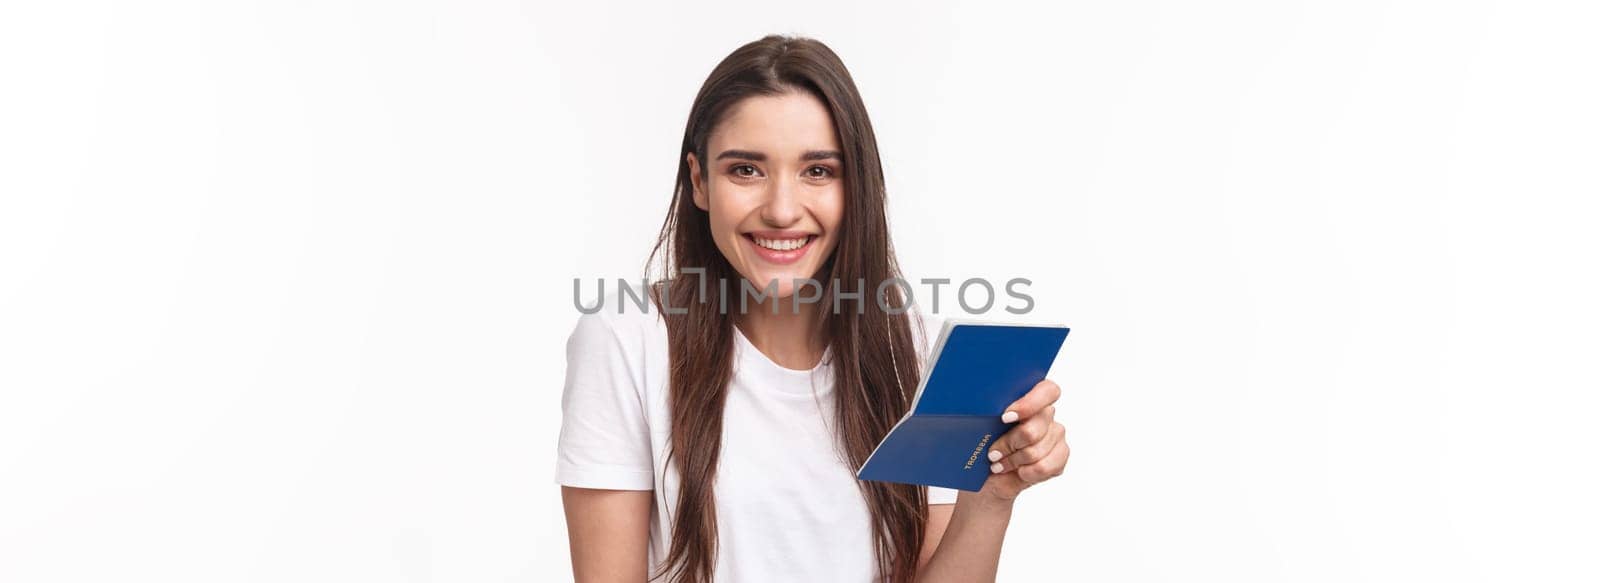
[556,35,1069,583]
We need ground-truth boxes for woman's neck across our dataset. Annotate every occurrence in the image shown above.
[735,298,828,370]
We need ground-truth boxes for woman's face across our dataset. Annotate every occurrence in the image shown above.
[687,91,845,300]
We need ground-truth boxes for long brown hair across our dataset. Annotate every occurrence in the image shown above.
[644,34,928,583]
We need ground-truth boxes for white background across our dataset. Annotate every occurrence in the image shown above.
[3,0,1597,581]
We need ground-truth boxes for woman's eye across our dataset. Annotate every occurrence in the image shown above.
[807,166,834,179]
[731,164,759,178]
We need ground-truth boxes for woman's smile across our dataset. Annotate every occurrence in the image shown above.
[742,230,818,265]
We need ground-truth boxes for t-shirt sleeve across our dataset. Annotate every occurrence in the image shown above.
[928,485,959,505]
[554,312,655,490]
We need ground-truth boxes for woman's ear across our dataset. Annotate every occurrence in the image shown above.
[686,152,708,211]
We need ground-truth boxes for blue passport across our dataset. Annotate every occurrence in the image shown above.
[856,320,1071,492]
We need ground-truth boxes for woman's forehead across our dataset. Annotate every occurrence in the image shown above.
[710,93,840,156]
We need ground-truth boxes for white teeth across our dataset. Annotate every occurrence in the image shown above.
[753,236,809,251]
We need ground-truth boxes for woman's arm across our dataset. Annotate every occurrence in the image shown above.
[915,379,1070,582]
[561,486,653,582]
[917,503,954,572]
[915,489,1015,582]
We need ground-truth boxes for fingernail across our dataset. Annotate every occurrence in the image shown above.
[1001,410,1019,423]
[988,449,1002,462]
[990,462,1003,473]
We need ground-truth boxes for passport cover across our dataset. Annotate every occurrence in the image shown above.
[856,320,1071,492]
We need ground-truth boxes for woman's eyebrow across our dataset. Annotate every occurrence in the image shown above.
[715,149,766,161]
[714,149,843,162]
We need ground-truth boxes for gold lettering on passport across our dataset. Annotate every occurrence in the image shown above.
[963,433,993,470]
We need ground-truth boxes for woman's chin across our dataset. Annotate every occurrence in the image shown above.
[733,269,823,302]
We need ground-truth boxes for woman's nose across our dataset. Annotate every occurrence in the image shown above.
[759,176,803,226]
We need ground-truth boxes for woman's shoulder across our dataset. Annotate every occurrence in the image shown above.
[568,296,670,358]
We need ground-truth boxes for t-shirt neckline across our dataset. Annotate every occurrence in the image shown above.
[731,323,836,397]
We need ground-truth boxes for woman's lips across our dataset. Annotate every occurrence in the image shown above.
[743,233,816,266]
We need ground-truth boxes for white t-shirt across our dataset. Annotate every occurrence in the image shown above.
[555,305,957,582]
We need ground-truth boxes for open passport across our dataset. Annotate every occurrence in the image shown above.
[856,320,1071,492]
